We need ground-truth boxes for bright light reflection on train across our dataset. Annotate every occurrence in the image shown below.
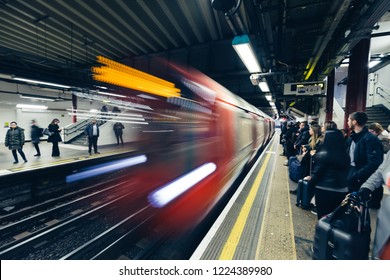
[66,155,147,183]
[148,162,217,208]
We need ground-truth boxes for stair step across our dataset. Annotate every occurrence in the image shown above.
[365,106,390,131]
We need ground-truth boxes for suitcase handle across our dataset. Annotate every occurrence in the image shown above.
[329,193,369,233]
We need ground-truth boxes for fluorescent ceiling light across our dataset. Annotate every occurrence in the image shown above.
[259,81,270,92]
[369,60,381,68]
[16,104,48,109]
[13,77,71,89]
[20,93,56,101]
[232,35,261,73]
[265,94,272,101]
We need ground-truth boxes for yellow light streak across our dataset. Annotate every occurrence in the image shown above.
[92,56,181,98]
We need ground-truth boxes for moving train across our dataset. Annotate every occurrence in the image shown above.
[89,58,275,234]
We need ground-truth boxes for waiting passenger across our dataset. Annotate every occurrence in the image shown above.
[368,122,390,153]
[84,119,100,155]
[302,124,322,175]
[304,129,350,220]
[294,121,310,154]
[113,122,125,145]
[346,111,383,208]
[282,122,298,165]
[31,119,43,156]
[48,118,62,157]
[5,121,28,164]
[289,123,322,195]
[358,142,390,259]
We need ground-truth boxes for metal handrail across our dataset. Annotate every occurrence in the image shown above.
[376,87,390,104]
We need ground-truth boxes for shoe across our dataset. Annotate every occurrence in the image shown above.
[279,153,285,156]
[310,206,317,215]
[289,189,297,194]
[34,154,41,156]
[283,160,288,166]
[24,160,28,163]
[95,152,100,154]
[13,161,18,164]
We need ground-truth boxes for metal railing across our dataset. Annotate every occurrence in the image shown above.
[376,86,390,105]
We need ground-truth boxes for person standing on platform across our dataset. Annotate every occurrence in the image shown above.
[368,122,390,153]
[84,119,100,155]
[113,122,125,145]
[346,111,383,208]
[294,121,310,154]
[303,129,350,220]
[31,119,43,156]
[358,143,390,259]
[5,121,28,164]
[48,118,62,157]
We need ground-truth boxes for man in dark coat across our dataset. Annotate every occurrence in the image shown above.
[5,121,28,164]
[294,121,310,154]
[113,122,125,145]
[31,119,43,156]
[346,111,383,208]
[84,119,100,155]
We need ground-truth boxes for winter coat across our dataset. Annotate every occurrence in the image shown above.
[113,122,124,135]
[361,152,390,258]
[309,130,350,191]
[47,124,62,143]
[31,124,43,144]
[5,127,25,150]
[84,123,100,137]
[294,125,310,148]
[346,127,383,188]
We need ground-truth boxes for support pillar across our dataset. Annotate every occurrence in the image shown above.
[72,93,77,123]
[344,38,370,128]
[325,69,335,122]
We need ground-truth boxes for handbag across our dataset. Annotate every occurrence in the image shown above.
[42,128,53,136]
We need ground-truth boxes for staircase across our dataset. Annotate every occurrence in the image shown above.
[365,105,390,130]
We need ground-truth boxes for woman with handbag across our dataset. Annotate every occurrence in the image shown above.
[47,118,62,157]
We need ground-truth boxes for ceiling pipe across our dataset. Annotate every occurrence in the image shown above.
[304,0,351,80]
[323,0,390,76]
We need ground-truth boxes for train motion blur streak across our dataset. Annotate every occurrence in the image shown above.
[66,155,147,183]
[86,57,275,234]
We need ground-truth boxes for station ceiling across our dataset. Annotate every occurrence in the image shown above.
[1,0,390,116]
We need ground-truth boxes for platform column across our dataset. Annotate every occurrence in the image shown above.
[325,69,335,122]
[344,38,370,128]
[72,93,77,123]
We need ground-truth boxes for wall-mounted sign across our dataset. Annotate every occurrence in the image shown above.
[284,81,326,96]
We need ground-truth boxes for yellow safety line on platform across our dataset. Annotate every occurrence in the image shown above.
[255,139,297,259]
[218,149,272,260]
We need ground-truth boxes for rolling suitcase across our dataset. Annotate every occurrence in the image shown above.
[288,156,301,183]
[296,179,313,209]
[312,193,371,260]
